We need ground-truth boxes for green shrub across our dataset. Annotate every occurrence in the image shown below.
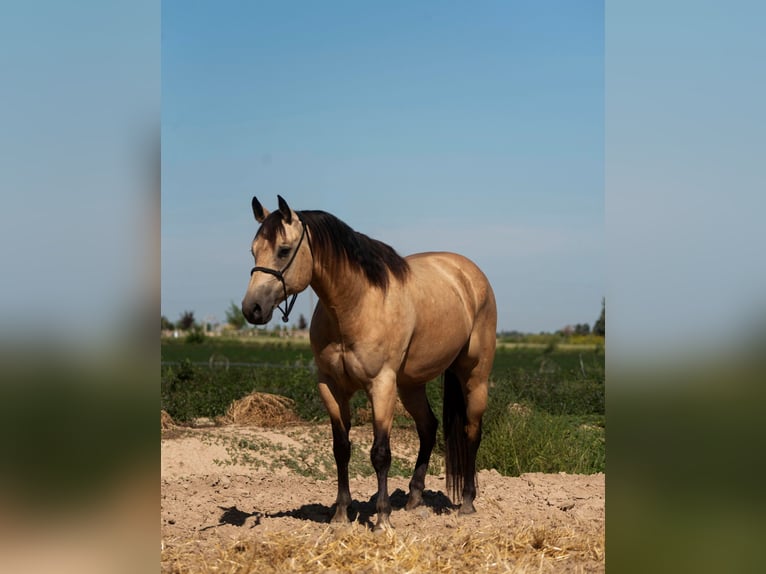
[184,327,206,344]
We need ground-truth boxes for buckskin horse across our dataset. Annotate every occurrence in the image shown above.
[242,196,496,531]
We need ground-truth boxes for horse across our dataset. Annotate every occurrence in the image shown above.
[241,196,497,531]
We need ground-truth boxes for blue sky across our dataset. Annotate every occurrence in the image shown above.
[162,1,604,332]
[606,0,766,358]
[0,2,158,338]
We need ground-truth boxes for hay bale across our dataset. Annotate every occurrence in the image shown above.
[160,410,176,429]
[225,392,300,427]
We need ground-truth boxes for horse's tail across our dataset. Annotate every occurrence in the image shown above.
[443,368,468,503]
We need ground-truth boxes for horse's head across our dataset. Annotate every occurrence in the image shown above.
[242,195,313,324]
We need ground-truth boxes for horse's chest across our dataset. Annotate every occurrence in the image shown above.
[315,344,385,387]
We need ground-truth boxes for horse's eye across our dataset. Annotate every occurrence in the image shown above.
[277,246,291,259]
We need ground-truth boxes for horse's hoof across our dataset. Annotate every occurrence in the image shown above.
[330,509,350,524]
[458,502,476,515]
[405,492,423,510]
[330,517,349,524]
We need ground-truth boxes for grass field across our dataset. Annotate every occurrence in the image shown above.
[161,335,605,476]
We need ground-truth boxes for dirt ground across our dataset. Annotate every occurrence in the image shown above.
[161,422,604,573]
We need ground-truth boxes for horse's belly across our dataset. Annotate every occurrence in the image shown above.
[398,331,467,384]
[398,361,453,384]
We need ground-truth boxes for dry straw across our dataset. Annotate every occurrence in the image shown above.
[224,392,301,427]
[162,522,604,574]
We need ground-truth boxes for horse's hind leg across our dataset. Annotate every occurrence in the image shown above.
[451,368,488,515]
[452,332,494,514]
[398,385,438,510]
[317,378,352,523]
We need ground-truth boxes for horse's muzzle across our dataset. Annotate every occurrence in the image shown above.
[242,301,271,325]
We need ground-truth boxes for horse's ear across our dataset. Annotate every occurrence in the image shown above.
[252,196,269,223]
[277,195,293,224]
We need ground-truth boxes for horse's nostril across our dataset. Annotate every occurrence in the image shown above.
[253,303,262,315]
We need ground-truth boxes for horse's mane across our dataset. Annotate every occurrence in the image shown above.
[258,209,409,290]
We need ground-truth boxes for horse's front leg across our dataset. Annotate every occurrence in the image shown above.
[318,379,352,523]
[398,385,438,510]
[369,372,398,532]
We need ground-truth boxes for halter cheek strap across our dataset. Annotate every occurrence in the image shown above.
[250,217,310,323]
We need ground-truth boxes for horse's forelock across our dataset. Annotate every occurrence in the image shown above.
[255,211,288,244]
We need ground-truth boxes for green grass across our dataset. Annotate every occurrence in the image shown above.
[161,337,312,364]
[161,359,327,422]
[161,339,605,475]
[479,411,605,475]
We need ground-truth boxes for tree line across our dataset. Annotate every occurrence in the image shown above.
[498,298,605,340]
[161,302,309,333]
[163,299,605,339]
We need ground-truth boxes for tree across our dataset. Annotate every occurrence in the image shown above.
[225,301,247,330]
[593,298,605,337]
[177,310,196,331]
[574,323,591,336]
[297,313,308,330]
[161,315,174,331]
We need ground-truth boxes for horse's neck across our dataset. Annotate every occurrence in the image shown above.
[309,254,369,317]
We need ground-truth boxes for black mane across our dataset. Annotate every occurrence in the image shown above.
[257,209,409,290]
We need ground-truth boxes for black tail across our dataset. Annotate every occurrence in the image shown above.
[443,369,469,503]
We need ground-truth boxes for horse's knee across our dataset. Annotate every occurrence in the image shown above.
[370,435,391,472]
[330,423,351,462]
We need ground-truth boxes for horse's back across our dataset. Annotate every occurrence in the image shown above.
[405,252,495,321]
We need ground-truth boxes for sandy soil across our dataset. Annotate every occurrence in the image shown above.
[161,423,604,572]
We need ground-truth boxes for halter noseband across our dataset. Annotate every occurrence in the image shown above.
[250,216,310,323]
